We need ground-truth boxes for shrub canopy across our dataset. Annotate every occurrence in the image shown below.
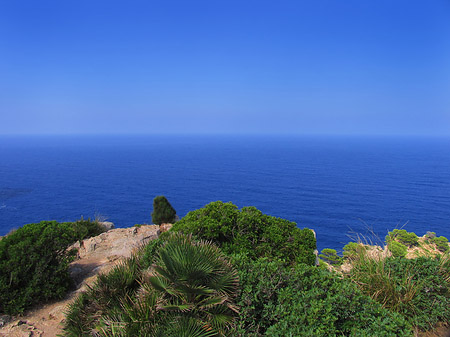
[0,219,104,314]
[231,256,412,337]
[388,241,407,258]
[349,252,450,331]
[385,229,419,247]
[171,201,316,265]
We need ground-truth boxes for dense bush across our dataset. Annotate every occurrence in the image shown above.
[432,236,449,252]
[388,241,407,258]
[64,233,239,337]
[151,195,177,225]
[349,251,450,331]
[425,231,436,239]
[231,256,411,337]
[385,257,450,330]
[385,229,418,247]
[171,201,316,265]
[0,219,104,314]
[70,218,106,243]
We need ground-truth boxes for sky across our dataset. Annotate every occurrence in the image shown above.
[0,0,449,136]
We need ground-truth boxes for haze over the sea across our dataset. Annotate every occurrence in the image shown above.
[0,0,448,136]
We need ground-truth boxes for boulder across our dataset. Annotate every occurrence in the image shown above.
[99,221,115,231]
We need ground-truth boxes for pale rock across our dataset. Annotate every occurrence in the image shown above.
[99,221,115,231]
[159,223,173,233]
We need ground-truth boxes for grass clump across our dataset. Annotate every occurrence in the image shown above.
[347,247,450,331]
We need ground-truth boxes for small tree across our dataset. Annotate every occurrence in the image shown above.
[151,195,176,225]
[319,248,343,265]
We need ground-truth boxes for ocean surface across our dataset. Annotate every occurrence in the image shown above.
[0,135,449,252]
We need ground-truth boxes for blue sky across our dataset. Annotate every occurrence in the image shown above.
[1,0,449,136]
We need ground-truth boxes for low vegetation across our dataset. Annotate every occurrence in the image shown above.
[3,199,450,336]
[0,219,104,315]
[348,250,450,331]
[387,240,407,257]
[331,229,450,334]
[232,256,410,336]
[64,233,239,336]
[385,229,419,247]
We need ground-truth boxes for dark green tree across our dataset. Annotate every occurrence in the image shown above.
[151,195,177,225]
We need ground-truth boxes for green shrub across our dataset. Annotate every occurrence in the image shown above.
[231,256,412,337]
[385,229,418,247]
[64,233,239,337]
[425,231,436,240]
[388,241,407,258]
[319,248,343,265]
[171,201,316,265]
[0,219,104,314]
[151,195,177,225]
[70,218,106,243]
[432,236,449,253]
[349,251,450,331]
[343,242,366,259]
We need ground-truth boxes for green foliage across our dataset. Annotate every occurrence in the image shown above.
[64,233,239,337]
[432,236,449,252]
[64,256,142,336]
[425,231,436,240]
[70,218,106,243]
[349,251,450,331]
[0,219,104,315]
[151,195,177,225]
[343,242,366,259]
[388,241,407,258]
[319,248,343,265]
[385,229,418,247]
[231,255,411,337]
[171,201,316,265]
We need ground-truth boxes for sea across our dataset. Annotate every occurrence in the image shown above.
[0,134,449,252]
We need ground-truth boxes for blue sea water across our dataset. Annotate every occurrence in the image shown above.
[0,135,449,252]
